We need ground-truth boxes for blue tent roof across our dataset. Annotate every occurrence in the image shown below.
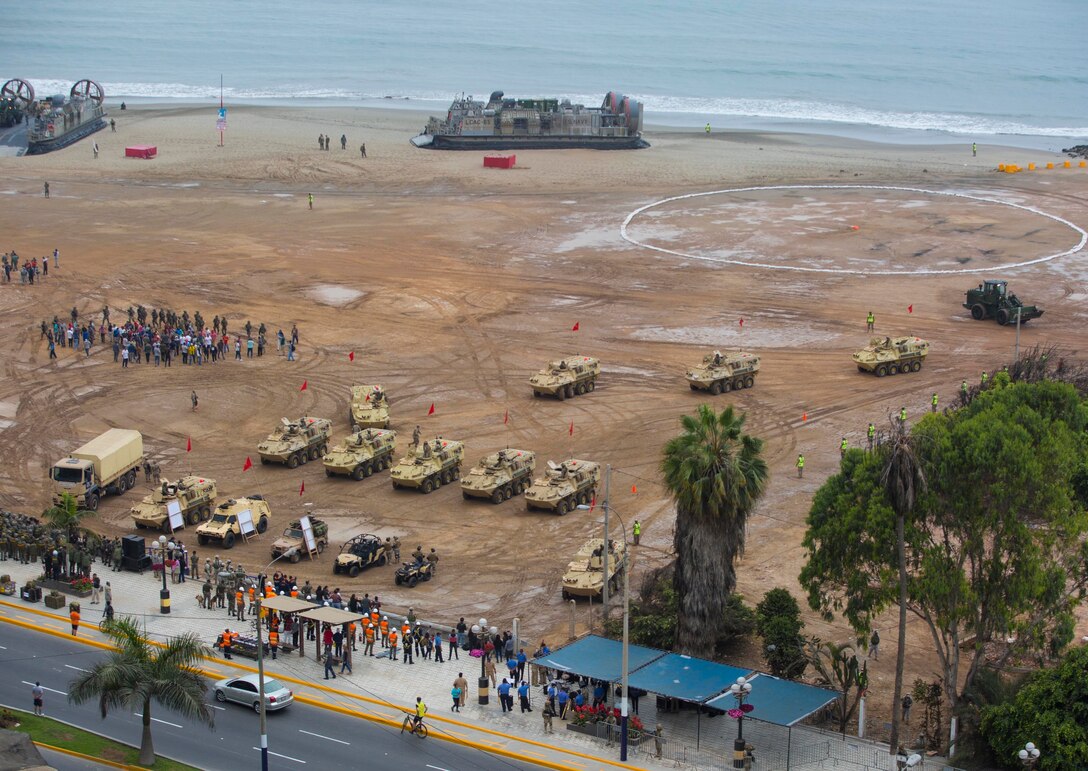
[532,635,665,682]
[705,673,839,726]
[626,653,753,704]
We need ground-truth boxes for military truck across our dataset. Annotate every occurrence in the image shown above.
[686,351,760,394]
[853,336,930,377]
[271,518,328,563]
[461,449,537,504]
[323,428,397,480]
[390,437,465,494]
[257,417,332,468]
[524,459,601,515]
[349,385,391,429]
[333,533,387,577]
[963,280,1043,325]
[195,496,271,549]
[529,356,600,399]
[131,476,218,532]
[562,538,627,600]
[50,429,145,510]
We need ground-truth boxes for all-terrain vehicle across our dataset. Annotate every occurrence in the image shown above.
[562,538,627,600]
[460,449,537,503]
[394,559,435,587]
[853,336,930,377]
[333,533,387,577]
[131,475,218,532]
[686,351,760,394]
[349,385,391,429]
[963,280,1043,325]
[524,459,601,515]
[390,437,464,493]
[195,496,271,549]
[323,428,397,480]
[271,518,328,563]
[257,417,332,468]
[529,356,600,399]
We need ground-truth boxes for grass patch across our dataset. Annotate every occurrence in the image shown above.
[0,707,198,770]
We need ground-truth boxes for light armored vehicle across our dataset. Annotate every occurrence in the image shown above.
[853,336,930,377]
[562,538,627,600]
[524,459,601,515]
[195,496,270,549]
[271,518,328,563]
[323,428,397,480]
[257,417,332,468]
[349,385,391,429]
[686,351,760,394]
[460,449,537,503]
[131,475,218,532]
[394,559,434,587]
[390,438,465,494]
[333,533,387,577]
[964,280,1043,325]
[529,356,600,400]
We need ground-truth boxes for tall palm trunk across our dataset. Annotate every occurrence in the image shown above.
[673,505,729,657]
[890,512,908,751]
[139,697,155,767]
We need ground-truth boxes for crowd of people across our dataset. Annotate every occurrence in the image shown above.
[3,249,57,284]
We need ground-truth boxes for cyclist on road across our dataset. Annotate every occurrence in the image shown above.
[412,696,427,729]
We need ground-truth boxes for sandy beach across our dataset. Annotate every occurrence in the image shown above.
[1,104,1086,740]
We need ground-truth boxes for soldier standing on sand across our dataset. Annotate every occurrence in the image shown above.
[360,143,366,158]
[191,390,198,412]
[411,425,421,448]
[43,182,49,198]
[340,134,347,150]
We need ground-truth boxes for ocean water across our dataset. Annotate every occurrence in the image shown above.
[2,0,1085,143]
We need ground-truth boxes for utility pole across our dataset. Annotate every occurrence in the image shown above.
[602,465,611,611]
[1015,306,1022,361]
[256,593,268,771]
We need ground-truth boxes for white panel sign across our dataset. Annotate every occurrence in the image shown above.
[236,508,255,535]
[166,500,184,531]
[299,514,316,552]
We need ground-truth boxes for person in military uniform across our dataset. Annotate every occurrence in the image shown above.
[392,537,401,562]
[426,548,439,574]
[411,545,424,564]
[411,425,421,448]
[112,540,123,571]
[215,580,226,609]
[421,441,432,459]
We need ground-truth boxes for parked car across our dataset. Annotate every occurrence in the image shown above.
[213,673,293,712]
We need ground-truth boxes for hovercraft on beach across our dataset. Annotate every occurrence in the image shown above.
[5,78,109,155]
[412,90,648,150]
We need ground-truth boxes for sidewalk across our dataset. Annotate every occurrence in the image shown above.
[0,557,677,771]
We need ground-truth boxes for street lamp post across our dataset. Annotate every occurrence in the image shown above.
[255,547,296,771]
[729,676,752,769]
[473,619,490,705]
[1018,742,1041,769]
[157,535,173,614]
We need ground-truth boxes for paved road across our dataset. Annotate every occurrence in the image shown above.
[0,623,535,771]
[0,121,27,156]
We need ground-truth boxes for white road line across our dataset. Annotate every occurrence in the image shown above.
[255,748,306,764]
[22,681,66,696]
[298,729,349,745]
[208,704,226,711]
[426,765,451,771]
[64,664,91,673]
[134,714,182,728]
[0,645,8,649]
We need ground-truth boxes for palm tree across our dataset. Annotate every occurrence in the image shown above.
[43,492,94,543]
[68,617,214,765]
[661,404,768,657]
[879,418,926,755]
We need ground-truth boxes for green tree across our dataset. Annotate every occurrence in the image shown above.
[756,588,807,679]
[806,639,867,735]
[68,617,214,766]
[43,492,94,543]
[661,404,768,657]
[801,381,1088,744]
[980,645,1088,769]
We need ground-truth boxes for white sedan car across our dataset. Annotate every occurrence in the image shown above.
[213,673,294,712]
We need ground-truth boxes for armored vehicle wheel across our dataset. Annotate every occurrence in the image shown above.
[408,575,419,587]
[287,454,300,469]
[223,532,235,549]
[162,520,173,534]
[421,477,435,494]
[257,517,268,534]
[186,509,200,526]
[565,385,575,399]
[876,365,888,377]
[135,522,146,529]
[556,499,569,516]
[395,574,403,585]
[391,481,400,490]
[491,489,504,504]
[709,381,722,395]
[289,551,300,563]
[261,457,270,465]
[858,366,867,373]
[383,456,393,469]
[333,564,341,574]
[996,308,1010,325]
[351,466,365,480]
[438,469,450,485]
[576,491,588,505]
[971,304,986,320]
[320,443,328,454]
[298,452,308,465]
[197,534,208,546]
[363,462,375,478]
[887,363,898,375]
[453,465,461,476]
[86,494,99,511]
[317,541,326,553]
[127,469,138,488]
[575,383,586,395]
[744,376,755,388]
[309,446,321,461]
[503,486,514,500]
[587,380,595,392]
[556,388,565,400]
[200,505,211,521]
[423,570,432,581]
[690,384,699,390]
[514,480,525,495]
[349,565,360,578]
[463,491,472,499]
[117,475,129,494]
[326,468,335,478]
[911,360,922,372]
[562,589,571,600]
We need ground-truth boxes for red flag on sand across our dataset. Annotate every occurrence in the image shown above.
[571,322,579,332]
[632,485,637,494]
[299,481,305,496]
[348,351,355,362]
[739,318,744,327]
[300,380,308,391]
[503,409,509,425]
[907,304,913,314]
[243,456,253,471]
[802,412,808,422]
[186,436,191,453]
[569,420,574,436]
[589,496,596,512]
[428,403,435,416]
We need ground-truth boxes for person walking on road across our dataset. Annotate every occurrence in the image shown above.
[32,682,44,715]
[451,684,462,712]
[454,673,468,709]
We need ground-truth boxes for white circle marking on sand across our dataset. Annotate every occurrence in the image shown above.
[620,185,1087,276]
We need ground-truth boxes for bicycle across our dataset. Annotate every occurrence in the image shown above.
[400,714,428,739]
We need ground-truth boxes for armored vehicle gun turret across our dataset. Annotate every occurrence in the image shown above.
[686,351,760,394]
[529,356,600,400]
[461,449,537,504]
[131,475,218,532]
[853,336,930,377]
[964,280,1043,325]
[195,496,270,549]
[524,459,601,515]
[323,428,397,480]
[349,385,391,429]
[390,438,465,494]
[333,533,387,577]
[562,538,627,600]
[257,417,332,468]
[271,518,328,563]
